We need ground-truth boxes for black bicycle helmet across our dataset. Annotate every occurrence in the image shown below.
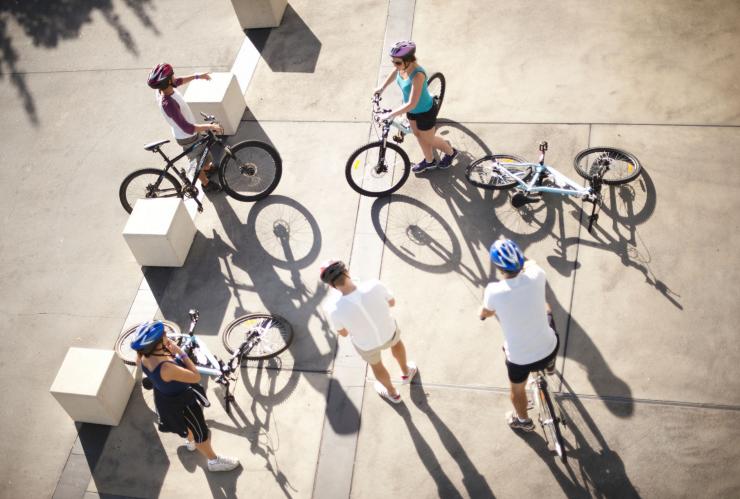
[320,259,347,285]
[147,63,174,89]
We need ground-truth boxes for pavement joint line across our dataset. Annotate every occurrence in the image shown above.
[311,1,416,498]
[238,117,740,129]
[8,65,231,76]
[393,380,740,412]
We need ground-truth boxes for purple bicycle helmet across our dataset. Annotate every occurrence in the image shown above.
[147,63,174,89]
[389,40,416,60]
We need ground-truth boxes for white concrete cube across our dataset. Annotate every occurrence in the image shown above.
[184,72,246,136]
[230,0,287,29]
[122,198,197,267]
[50,348,135,426]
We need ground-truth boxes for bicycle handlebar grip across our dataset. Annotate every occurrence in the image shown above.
[539,141,548,152]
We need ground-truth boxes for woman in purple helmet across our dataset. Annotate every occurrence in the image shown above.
[374,41,458,173]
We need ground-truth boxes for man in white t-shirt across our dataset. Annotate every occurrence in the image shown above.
[147,63,224,192]
[479,239,559,431]
[321,260,417,404]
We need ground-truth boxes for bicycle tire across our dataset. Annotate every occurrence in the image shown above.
[221,313,294,361]
[465,154,530,190]
[119,168,183,214]
[538,378,567,462]
[573,147,642,185]
[428,72,446,111]
[114,320,183,365]
[345,141,410,197]
[219,141,282,202]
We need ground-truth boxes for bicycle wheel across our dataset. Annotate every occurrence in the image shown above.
[538,378,567,462]
[119,168,182,214]
[428,72,446,111]
[345,141,410,197]
[465,154,530,190]
[114,320,183,365]
[221,313,294,360]
[573,147,642,185]
[219,141,282,202]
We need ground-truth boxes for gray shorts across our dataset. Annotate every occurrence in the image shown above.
[355,328,401,365]
[176,134,214,167]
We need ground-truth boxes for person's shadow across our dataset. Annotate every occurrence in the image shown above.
[515,376,640,498]
[390,373,497,499]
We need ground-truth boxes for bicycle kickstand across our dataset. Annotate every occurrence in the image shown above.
[587,201,600,233]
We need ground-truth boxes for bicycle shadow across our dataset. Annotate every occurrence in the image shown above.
[208,193,361,435]
[515,376,640,498]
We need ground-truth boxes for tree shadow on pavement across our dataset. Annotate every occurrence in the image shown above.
[515,377,640,498]
[0,0,158,125]
[390,373,497,499]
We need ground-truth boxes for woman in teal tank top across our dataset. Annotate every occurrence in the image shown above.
[374,41,458,173]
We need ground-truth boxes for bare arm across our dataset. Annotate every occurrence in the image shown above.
[337,328,349,337]
[479,306,496,321]
[387,297,396,307]
[159,337,201,384]
[177,72,212,85]
[374,69,398,95]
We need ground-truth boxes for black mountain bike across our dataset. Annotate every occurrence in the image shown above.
[345,72,446,197]
[119,113,282,213]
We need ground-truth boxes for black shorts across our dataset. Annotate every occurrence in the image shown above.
[407,101,439,131]
[505,313,559,384]
[182,402,210,443]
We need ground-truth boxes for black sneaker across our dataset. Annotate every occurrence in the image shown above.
[412,159,437,173]
[437,148,458,169]
[203,181,222,193]
[506,411,535,432]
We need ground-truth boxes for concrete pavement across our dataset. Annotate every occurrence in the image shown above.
[1,0,739,497]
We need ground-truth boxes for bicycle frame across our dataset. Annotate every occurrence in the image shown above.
[499,162,595,199]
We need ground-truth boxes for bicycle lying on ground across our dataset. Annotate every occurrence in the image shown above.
[345,72,446,197]
[465,141,643,232]
[115,309,294,414]
[119,113,282,213]
[528,367,568,462]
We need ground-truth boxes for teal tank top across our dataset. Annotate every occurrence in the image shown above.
[396,66,434,114]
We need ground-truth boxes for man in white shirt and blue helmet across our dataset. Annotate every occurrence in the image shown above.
[479,238,559,431]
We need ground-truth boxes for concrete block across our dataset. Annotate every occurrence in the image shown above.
[230,0,287,29]
[122,198,197,267]
[184,72,246,135]
[50,348,135,426]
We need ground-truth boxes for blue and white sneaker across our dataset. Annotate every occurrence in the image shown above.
[412,159,437,173]
[438,148,459,169]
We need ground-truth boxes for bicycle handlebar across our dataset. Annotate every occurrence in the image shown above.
[371,95,393,124]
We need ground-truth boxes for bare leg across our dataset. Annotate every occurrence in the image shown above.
[410,121,435,162]
[194,436,218,460]
[418,128,453,156]
[390,339,410,377]
[510,381,529,419]
[370,361,399,397]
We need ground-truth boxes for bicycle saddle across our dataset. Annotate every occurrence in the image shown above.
[144,139,170,151]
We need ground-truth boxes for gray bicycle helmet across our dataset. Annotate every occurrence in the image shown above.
[320,259,347,285]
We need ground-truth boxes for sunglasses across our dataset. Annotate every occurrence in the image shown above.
[392,59,404,66]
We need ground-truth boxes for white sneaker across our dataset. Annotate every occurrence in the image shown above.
[208,455,241,472]
[184,439,196,452]
[401,362,418,385]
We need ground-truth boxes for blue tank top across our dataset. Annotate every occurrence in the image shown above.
[396,66,434,114]
[142,359,190,396]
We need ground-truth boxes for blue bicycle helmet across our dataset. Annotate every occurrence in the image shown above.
[489,239,525,272]
[130,321,165,351]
